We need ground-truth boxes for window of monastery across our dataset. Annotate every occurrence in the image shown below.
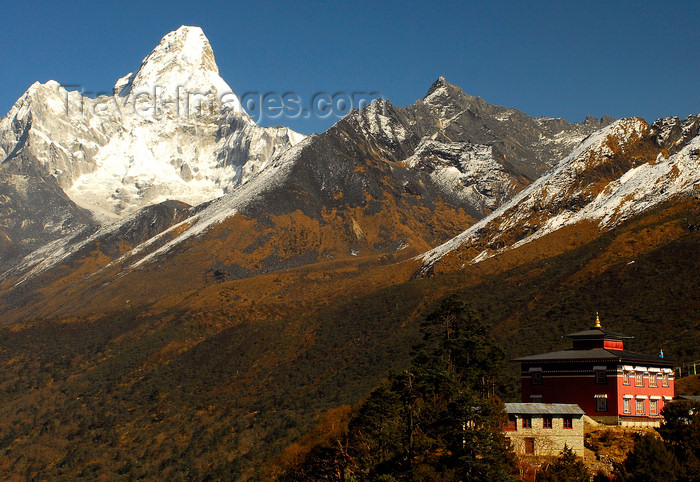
[649,373,658,387]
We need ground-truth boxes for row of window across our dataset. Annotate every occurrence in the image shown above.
[506,415,573,430]
[623,397,661,416]
[622,371,669,388]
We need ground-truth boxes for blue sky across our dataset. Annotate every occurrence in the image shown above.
[1,1,698,134]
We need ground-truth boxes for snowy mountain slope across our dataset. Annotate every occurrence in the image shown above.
[314,79,611,217]
[418,115,700,274]
[0,199,197,291]
[0,26,303,223]
[1,134,309,289]
[402,140,520,214]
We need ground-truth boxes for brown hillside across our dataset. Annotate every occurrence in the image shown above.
[0,197,697,478]
[676,375,700,396]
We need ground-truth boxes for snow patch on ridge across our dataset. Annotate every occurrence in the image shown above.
[418,117,698,270]
[354,100,407,142]
[403,139,516,212]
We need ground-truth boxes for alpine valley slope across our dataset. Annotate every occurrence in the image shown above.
[0,27,699,480]
[0,179,698,480]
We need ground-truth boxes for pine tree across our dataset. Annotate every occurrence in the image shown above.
[348,382,404,474]
[282,295,517,481]
[657,400,700,481]
[614,432,680,482]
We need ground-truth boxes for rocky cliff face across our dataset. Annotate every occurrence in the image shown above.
[335,77,613,217]
[403,77,614,178]
[0,149,96,265]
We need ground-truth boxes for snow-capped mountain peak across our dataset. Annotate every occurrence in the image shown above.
[114,25,244,115]
[423,76,474,106]
[0,25,303,227]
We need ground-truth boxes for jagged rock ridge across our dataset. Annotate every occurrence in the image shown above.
[1,73,615,309]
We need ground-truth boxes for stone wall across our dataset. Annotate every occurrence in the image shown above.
[505,414,584,457]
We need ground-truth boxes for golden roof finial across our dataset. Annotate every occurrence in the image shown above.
[594,312,602,329]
